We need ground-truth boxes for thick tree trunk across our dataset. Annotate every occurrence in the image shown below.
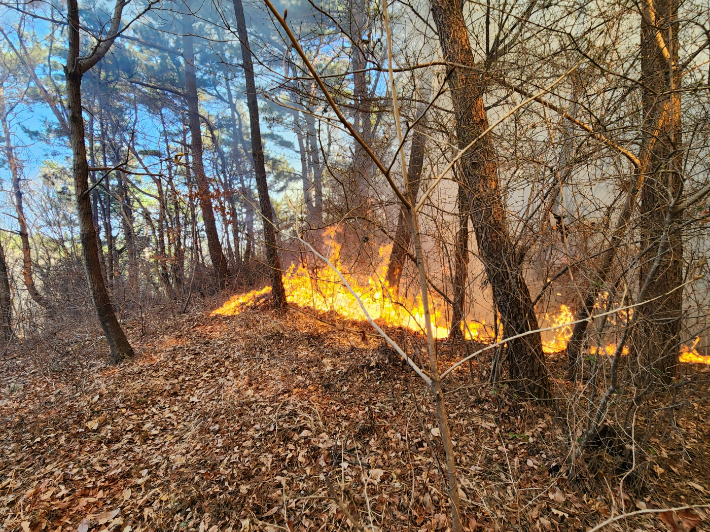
[65,0,134,364]
[430,0,549,398]
[182,13,231,288]
[0,238,13,341]
[231,0,287,309]
[636,0,683,381]
[384,106,426,294]
[0,105,47,308]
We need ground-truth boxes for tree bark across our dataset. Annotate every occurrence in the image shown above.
[182,12,231,288]
[636,0,683,381]
[0,98,47,308]
[0,237,13,341]
[450,174,470,341]
[64,0,134,364]
[430,0,549,398]
[384,105,427,295]
[231,0,287,308]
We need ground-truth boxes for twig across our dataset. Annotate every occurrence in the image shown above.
[293,233,433,387]
[587,504,710,532]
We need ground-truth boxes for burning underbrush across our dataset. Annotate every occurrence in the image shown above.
[214,243,706,364]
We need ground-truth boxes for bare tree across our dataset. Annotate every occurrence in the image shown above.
[64,0,135,363]
[430,0,550,398]
[231,0,287,309]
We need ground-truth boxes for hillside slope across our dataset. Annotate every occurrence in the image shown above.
[1,304,708,531]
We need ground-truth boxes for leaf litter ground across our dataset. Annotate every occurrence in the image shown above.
[1,299,709,531]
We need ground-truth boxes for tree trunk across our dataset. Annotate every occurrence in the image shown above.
[636,0,683,381]
[161,109,184,291]
[231,0,287,309]
[350,0,372,208]
[450,175,470,340]
[182,12,231,288]
[304,104,324,225]
[227,84,256,266]
[116,169,139,296]
[384,104,427,295]
[0,100,47,308]
[293,109,315,221]
[0,238,13,341]
[98,93,116,287]
[430,0,549,398]
[64,0,134,364]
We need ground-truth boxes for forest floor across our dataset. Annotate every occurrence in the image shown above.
[1,296,709,532]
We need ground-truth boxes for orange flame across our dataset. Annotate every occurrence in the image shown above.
[213,244,707,366]
[679,337,710,364]
[214,241,465,339]
[542,305,574,353]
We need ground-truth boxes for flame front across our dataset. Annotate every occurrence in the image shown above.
[679,337,710,364]
[214,241,469,339]
[213,244,708,365]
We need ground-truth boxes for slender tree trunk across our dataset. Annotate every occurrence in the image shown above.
[0,238,13,341]
[350,0,371,207]
[0,101,47,308]
[226,81,255,266]
[64,0,134,364]
[384,105,426,294]
[182,12,231,288]
[116,169,139,295]
[430,0,549,398]
[231,0,287,308]
[155,179,174,297]
[450,176,470,340]
[98,93,116,287]
[636,0,683,381]
[293,110,315,221]
[161,110,184,291]
[304,101,323,225]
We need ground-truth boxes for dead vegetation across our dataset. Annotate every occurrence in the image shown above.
[1,301,708,532]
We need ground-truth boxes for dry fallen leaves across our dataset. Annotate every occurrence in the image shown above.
[1,306,709,532]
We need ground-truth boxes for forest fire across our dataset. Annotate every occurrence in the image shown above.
[679,338,710,364]
[214,242,474,339]
[213,244,576,350]
[214,246,708,364]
